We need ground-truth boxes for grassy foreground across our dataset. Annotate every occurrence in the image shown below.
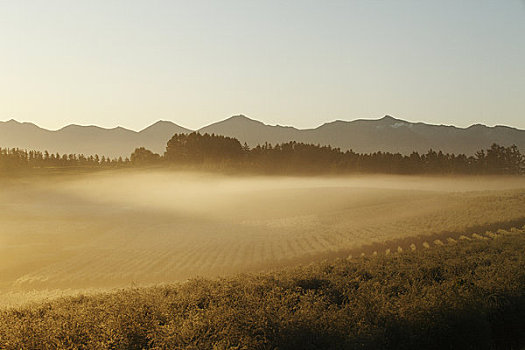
[1,229,524,349]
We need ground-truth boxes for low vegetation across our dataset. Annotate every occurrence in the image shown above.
[1,228,524,349]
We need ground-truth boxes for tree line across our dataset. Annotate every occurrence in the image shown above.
[0,148,130,172]
[142,132,524,175]
[1,132,524,174]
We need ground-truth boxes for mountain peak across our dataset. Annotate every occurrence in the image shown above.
[141,120,176,130]
[138,120,190,143]
[230,114,248,119]
[151,120,176,126]
[1,119,44,130]
[378,115,404,124]
[2,119,37,126]
[225,115,260,123]
[467,124,488,129]
[58,124,102,131]
[199,115,265,132]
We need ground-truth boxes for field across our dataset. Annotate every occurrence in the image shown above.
[1,170,525,307]
[1,225,524,349]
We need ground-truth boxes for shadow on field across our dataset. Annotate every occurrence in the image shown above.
[247,217,525,273]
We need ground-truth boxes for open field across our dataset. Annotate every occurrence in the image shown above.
[1,226,524,349]
[1,171,525,307]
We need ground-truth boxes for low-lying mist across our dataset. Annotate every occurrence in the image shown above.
[53,171,525,220]
[1,170,525,307]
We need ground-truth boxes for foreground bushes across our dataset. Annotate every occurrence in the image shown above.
[1,231,524,349]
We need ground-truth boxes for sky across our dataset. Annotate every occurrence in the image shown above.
[0,0,524,131]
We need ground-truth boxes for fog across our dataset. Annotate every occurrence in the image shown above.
[1,171,525,307]
[54,171,525,220]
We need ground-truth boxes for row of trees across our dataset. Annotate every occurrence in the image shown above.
[155,133,523,174]
[0,148,130,171]
[1,132,524,174]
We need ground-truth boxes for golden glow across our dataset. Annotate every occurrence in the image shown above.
[1,171,524,307]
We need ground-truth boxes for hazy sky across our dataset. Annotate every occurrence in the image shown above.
[1,0,524,131]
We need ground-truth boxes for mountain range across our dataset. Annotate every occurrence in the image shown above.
[1,115,524,158]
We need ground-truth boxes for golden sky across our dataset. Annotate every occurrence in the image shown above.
[1,1,524,130]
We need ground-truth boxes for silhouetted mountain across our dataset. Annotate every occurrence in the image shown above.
[139,120,189,140]
[1,115,524,157]
[199,115,303,146]
[0,119,190,158]
[137,121,191,154]
[201,115,525,155]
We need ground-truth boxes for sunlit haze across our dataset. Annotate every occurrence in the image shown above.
[2,2,525,347]
[1,0,524,130]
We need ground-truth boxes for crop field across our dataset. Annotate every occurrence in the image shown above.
[1,171,525,307]
[2,224,524,349]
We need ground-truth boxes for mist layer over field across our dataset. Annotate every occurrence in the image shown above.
[1,171,525,307]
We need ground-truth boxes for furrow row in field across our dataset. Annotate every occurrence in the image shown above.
[10,210,525,292]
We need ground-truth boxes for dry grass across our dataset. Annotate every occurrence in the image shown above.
[1,227,524,349]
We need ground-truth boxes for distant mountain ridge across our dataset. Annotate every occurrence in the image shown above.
[1,115,524,157]
[200,115,525,155]
[0,119,190,158]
